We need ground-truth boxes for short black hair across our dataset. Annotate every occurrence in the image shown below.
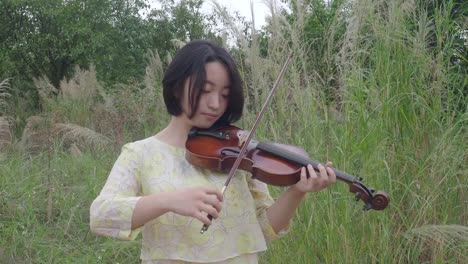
[162,40,244,126]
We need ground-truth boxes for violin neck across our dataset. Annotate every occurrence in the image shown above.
[255,142,357,184]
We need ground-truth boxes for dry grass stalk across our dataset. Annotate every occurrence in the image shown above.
[69,143,82,157]
[144,49,164,92]
[0,116,13,151]
[170,39,186,49]
[0,78,11,112]
[20,116,52,154]
[143,49,164,114]
[405,225,468,243]
[20,115,111,153]
[33,76,58,108]
[404,224,468,262]
[60,65,99,100]
[210,1,248,49]
[96,84,117,114]
[53,123,111,150]
[336,0,374,70]
[46,185,54,223]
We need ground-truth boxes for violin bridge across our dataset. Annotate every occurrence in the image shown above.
[236,130,249,147]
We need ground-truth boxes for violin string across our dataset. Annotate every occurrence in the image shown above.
[255,141,356,183]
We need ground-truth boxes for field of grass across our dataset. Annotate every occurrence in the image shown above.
[1,0,466,263]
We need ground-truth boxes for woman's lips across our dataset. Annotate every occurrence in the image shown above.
[202,113,218,119]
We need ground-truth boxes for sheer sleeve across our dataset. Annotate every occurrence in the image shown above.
[90,143,142,240]
[246,177,290,243]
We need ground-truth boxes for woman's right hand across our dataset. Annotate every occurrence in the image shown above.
[167,186,223,225]
[131,186,223,229]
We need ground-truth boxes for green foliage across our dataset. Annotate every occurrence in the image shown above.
[1,0,115,87]
[0,0,222,111]
[148,0,219,43]
[0,0,227,139]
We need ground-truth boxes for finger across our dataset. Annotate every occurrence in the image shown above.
[203,194,223,212]
[306,164,317,179]
[212,201,223,212]
[194,211,212,226]
[326,166,337,184]
[200,203,219,219]
[300,166,308,182]
[317,163,327,177]
[326,161,333,167]
[204,187,224,202]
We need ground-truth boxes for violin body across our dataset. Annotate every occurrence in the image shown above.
[186,125,308,186]
[186,125,390,211]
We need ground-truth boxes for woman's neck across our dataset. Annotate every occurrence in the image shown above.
[154,116,192,148]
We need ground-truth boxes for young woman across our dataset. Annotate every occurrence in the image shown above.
[90,40,336,264]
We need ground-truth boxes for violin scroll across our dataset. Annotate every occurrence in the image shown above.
[350,182,389,210]
[371,191,390,210]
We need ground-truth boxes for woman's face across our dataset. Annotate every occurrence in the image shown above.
[181,61,230,128]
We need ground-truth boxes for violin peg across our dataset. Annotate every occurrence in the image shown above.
[355,192,361,201]
[363,203,372,211]
[369,187,375,193]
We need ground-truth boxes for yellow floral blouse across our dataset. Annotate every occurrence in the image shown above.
[90,136,289,263]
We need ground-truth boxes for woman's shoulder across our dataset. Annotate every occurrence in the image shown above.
[122,136,185,158]
[126,136,157,147]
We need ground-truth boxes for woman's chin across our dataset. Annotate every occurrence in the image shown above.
[195,123,215,129]
[190,119,213,129]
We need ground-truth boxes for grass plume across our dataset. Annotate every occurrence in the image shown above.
[0,78,11,113]
[0,116,13,151]
[53,123,112,150]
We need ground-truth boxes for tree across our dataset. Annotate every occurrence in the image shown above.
[145,0,222,54]
[0,0,225,95]
[0,0,115,89]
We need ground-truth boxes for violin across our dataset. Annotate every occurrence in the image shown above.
[186,124,390,211]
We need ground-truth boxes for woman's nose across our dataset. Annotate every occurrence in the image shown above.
[207,93,221,109]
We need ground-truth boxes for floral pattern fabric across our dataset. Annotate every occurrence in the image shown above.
[90,136,288,263]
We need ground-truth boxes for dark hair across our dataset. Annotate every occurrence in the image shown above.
[162,40,244,125]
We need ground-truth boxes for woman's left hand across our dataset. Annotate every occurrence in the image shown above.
[291,161,336,193]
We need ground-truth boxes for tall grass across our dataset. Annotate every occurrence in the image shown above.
[253,0,467,263]
[0,0,466,263]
